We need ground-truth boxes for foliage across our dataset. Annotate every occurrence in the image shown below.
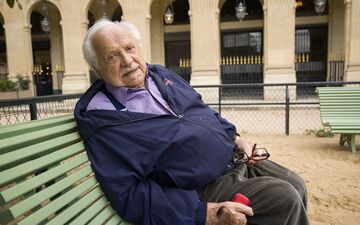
[0,76,16,91]
[305,127,334,138]
[0,75,30,92]
[16,74,30,90]
[6,0,22,10]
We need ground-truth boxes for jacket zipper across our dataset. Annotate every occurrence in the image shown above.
[159,82,233,157]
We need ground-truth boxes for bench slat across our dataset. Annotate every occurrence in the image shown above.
[46,186,104,225]
[330,125,360,129]
[0,132,82,171]
[320,105,360,108]
[105,213,123,225]
[3,165,93,222]
[322,118,360,122]
[0,115,74,139]
[330,130,359,134]
[324,124,360,129]
[67,195,111,225]
[323,120,360,123]
[321,113,360,116]
[88,204,116,225]
[319,103,360,107]
[320,97,360,100]
[17,175,98,225]
[316,87,360,92]
[1,122,77,153]
[0,146,87,187]
[322,118,360,121]
[0,150,88,204]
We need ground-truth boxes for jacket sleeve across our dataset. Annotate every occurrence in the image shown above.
[84,133,207,225]
[213,110,237,139]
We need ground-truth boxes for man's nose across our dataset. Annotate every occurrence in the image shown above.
[120,53,133,66]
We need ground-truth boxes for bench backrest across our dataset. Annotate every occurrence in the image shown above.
[316,87,360,133]
[0,115,131,225]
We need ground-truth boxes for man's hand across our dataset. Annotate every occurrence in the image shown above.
[233,136,257,166]
[205,201,253,225]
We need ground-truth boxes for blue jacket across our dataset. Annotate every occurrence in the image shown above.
[74,64,237,225]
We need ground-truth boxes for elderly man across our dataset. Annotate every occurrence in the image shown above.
[74,19,309,225]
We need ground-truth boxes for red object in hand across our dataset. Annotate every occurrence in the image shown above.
[232,193,251,206]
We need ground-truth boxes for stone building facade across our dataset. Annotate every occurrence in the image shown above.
[0,0,359,96]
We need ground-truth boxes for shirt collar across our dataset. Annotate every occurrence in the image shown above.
[104,70,150,106]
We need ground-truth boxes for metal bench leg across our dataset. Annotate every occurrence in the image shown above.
[350,134,356,153]
[339,134,357,153]
[339,134,346,146]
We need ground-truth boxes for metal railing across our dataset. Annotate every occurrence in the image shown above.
[329,59,344,81]
[1,81,359,134]
[0,93,81,125]
[194,81,360,134]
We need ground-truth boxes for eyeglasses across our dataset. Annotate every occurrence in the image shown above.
[233,144,270,164]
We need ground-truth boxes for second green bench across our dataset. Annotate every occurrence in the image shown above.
[316,86,360,153]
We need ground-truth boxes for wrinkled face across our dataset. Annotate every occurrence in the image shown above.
[92,25,147,88]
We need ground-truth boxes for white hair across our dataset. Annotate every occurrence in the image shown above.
[82,19,142,69]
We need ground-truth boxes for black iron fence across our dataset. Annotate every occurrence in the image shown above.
[0,94,81,125]
[329,58,344,82]
[168,66,191,83]
[1,82,359,135]
[194,81,359,135]
[221,63,263,99]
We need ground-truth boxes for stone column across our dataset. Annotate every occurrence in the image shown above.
[263,0,296,100]
[344,0,360,82]
[49,11,64,94]
[327,0,345,80]
[3,9,34,95]
[120,0,152,62]
[150,0,165,65]
[328,0,345,56]
[188,0,221,85]
[60,1,89,94]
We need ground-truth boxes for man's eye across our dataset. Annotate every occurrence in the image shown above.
[127,46,135,52]
[106,54,117,62]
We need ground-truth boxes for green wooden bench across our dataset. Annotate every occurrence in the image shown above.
[0,115,132,225]
[316,87,360,153]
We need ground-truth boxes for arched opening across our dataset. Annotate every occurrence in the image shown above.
[164,0,190,25]
[30,1,63,96]
[87,0,122,29]
[220,0,264,99]
[111,6,123,21]
[87,0,122,83]
[295,0,329,95]
[0,13,7,78]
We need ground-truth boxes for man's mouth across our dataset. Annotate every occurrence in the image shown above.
[121,67,138,77]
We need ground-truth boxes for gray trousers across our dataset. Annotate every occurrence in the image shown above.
[197,160,310,225]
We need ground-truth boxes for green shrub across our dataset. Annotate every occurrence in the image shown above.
[0,75,30,92]
[0,76,8,91]
[0,76,16,92]
[305,127,334,137]
[16,74,30,90]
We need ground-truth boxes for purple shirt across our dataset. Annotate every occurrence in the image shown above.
[86,75,174,115]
